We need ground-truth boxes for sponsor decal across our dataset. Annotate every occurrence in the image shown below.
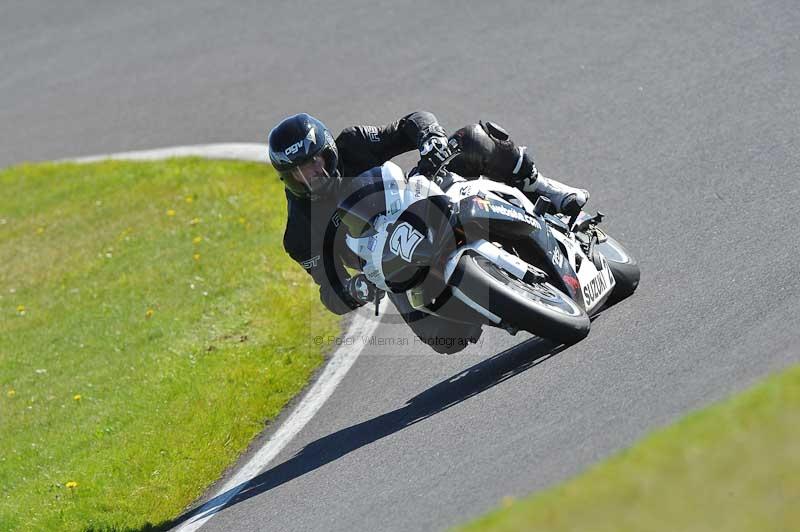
[389,222,424,262]
[330,212,341,227]
[475,197,491,211]
[367,235,377,251]
[364,266,382,283]
[284,140,303,156]
[552,246,564,268]
[485,201,541,229]
[459,185,473,196]
[414,179,423,198]
[583,267,609,308]
[285,128,317,156]
[301,255,320,269]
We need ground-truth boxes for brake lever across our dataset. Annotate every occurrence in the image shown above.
[571,211,605,233]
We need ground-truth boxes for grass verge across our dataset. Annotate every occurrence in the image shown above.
[0,158,339,531]
[457,364,800,532]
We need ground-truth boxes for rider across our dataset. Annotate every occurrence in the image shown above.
[268,111,589,353]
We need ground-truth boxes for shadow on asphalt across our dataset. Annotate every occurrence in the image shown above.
[108,336,567,532]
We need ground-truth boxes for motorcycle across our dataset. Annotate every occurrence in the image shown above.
[336,156,640,345]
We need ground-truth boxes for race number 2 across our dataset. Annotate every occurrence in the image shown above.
[389,222,424,262]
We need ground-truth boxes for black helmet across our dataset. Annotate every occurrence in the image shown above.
[268,113,340,199]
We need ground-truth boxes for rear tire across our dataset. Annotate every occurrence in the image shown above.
[453,253,590,345]
[597,236,640,304]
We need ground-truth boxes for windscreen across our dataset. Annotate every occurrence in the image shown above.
[336,169,388,237]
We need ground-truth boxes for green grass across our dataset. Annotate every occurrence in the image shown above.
[0,159,339,531]
[458,364,800,532]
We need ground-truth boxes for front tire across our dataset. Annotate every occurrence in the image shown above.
[596,235,640,304]
[453,253,590,345]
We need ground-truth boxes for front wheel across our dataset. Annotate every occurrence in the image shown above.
[452,253,590,345]
[596,235,640,304]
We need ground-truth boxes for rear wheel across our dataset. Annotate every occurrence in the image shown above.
[453,254,590,345]
[597,235,640,304]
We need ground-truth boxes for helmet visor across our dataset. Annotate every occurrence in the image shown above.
[281,155,332,198]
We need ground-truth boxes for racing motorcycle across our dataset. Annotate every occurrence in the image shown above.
[337,157,640,345]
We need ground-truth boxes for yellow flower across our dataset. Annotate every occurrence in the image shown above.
[6,389,15,398]
[238,217,246,225]
[189,217,201,226]
[166,209,176,217]
[36,227,45,234]
[193,253,201,261]
[65,481,78,489]
[73,394,82,402]
[185,196,194,204]
[16,305,25,315]
[145,308,154,319]
[192,236,203,244]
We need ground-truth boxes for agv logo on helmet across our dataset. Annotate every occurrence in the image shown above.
[284,128,317,156]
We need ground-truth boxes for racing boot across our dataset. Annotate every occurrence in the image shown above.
[518,171,590,216]
[496,141,589,216]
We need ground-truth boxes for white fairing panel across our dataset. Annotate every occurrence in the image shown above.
[442,239,529,284]
[550,229,616,312]
[576,253,616,313]
[444,176,536,214]
[344,162,445,291]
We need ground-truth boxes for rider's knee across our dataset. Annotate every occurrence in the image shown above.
[448,123,494,177]
[449,121,535,183]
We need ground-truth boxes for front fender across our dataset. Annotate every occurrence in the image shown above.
[442,239,529,285]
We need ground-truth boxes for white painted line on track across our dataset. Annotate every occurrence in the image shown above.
[174,303,385,532]
[67,142,269,163]
[72,144,385,531]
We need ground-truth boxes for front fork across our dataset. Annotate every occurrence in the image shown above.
[571,211,608,270]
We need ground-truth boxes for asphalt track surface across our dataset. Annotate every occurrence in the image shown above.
[3,1,799,530]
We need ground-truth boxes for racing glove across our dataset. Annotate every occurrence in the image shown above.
[346,274,385,306]
[417,124,453,177]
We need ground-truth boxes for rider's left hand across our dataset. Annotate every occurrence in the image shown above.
[417,125,452,176]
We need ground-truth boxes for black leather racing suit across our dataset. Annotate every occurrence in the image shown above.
[282,111,535,353]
